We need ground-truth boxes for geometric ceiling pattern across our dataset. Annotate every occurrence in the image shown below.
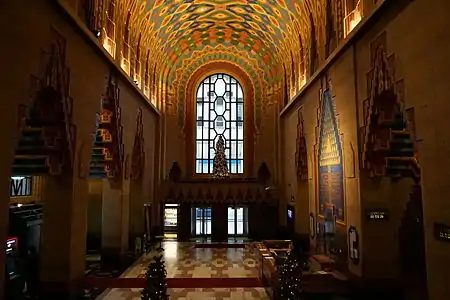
[113,0,336,121]
[129,0,314,86]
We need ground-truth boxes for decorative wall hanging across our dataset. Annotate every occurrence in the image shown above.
[296,109,308,180]
[131,108,145,180]
[102,72,125,181]
[316,80,345,223]
[361,32,420,182]
[89,71,124,183]
[348,226,360,264]
[12,27,76,177]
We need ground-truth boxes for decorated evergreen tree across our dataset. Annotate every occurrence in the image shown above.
[212,135,230,179]
[276,253,303,299]
[141,253,169,300]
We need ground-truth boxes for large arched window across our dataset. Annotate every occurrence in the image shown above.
[195,73,244,174]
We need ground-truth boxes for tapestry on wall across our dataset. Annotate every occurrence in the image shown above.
[317,88,344,223]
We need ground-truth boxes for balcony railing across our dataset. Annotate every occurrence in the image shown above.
[344,0,363,37]
[102,34,116,58]
[299,73,306,89]
[121,57,130,75]
[102,17,116,58]
[143,86,150,98]
[134,73,141,88]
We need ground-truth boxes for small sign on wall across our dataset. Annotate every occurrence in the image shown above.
[366,209,390,221]
[434,223,450,242]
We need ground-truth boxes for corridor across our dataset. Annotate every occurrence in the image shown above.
[98,241,269,300]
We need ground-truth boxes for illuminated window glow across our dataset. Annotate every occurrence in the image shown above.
[195,74,244,174]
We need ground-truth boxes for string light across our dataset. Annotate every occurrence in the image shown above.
[141,250,169,300]
[212,135,230,179]
[276,253,303,299]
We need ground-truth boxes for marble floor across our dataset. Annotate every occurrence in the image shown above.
[103,288,269,300]
[98,241,269,300]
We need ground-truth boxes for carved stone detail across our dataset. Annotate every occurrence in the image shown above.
[161,180,276,204]
[131,108,145,180]
[295,109,308,180]
[13,28,76,176]
[102,72,125,181]
[361,32,419,181]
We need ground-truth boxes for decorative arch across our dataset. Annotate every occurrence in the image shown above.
[184,62,255,178]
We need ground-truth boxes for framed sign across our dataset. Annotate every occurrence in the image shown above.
[434,223,450,242]
[366,209,390,221]
[309,213,315,238]
[348,226,359,265]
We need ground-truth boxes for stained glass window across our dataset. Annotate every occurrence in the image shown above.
[195,74,244,174]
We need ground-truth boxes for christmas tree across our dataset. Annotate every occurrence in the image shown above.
[276,253,303,299]
[212,135,230,179]
[141,253,169,300]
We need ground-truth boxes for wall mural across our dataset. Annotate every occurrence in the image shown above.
[317,86,345,223]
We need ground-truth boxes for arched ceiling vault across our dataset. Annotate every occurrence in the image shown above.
[121,0,321,90]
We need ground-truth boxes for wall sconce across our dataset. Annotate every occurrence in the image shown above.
[92,29,101,38]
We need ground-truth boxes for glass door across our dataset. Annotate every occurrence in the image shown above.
[193,207,212,236]
[164,204,179,239]
[228,206,248,236]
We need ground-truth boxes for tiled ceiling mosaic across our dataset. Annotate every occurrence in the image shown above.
[126,0,314,85]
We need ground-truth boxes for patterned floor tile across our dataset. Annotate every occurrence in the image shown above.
[121,241,259,279]
[99,288,270,300]
[98,241,267,300]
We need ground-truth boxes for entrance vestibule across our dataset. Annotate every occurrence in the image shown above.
[227,206,248,236]
[192,207,212,236]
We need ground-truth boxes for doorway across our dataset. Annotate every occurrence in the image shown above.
[192,207,212,236]
[227,206,248,236]
[164,204,178,239]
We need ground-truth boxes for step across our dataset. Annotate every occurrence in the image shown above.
[91,148,106,155]
[389,149,414,157]
[13,155,47,163]
[89,172,107,179]
[15,147,47,156]
[11,165,48,176]
[90,164,107,171]
[94,135,106,144]
[90,157,106,164]
[21,127,43,133]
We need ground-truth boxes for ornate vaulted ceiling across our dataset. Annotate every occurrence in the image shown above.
[125,0,316,88]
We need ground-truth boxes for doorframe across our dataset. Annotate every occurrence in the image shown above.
[192,206,212,237]
[227,206,249,237]
[163,204,179,233]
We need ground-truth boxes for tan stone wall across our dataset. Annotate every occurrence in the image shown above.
[280,0,450,298]
[0,0,160,285]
